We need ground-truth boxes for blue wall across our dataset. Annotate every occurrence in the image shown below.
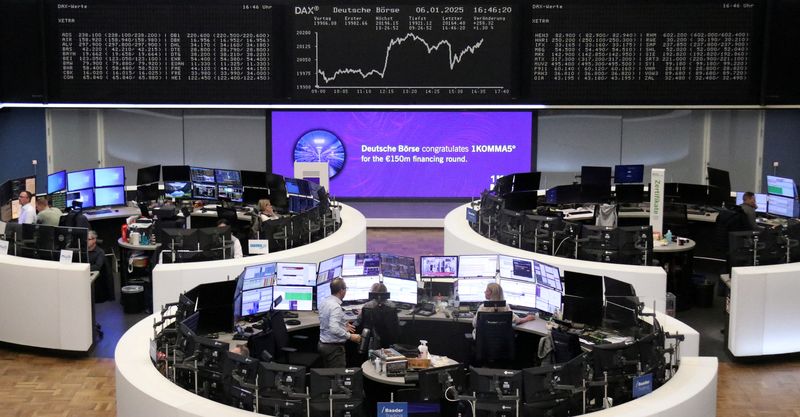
[763,110,800,190]
[0,108,47,194]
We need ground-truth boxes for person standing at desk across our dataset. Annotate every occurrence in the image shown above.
[17,191,35,224]
[740,192,763,231]
[318,277,361,367]
[472,283,535,336]
[88,230,114,302]
[35,197,62,226]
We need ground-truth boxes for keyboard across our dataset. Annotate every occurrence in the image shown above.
[514,312,528,318]
[89,208,113,215]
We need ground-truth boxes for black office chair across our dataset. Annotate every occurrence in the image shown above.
[261,216,292,252]
[550,328,582,364]
[663,203,689,238]
[473,311,515,368]
[496,208,524,248]
[59,211,90,228]
[360,304,401,351]
[247,310,321,368]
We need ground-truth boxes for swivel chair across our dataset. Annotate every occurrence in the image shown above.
[247,310,321,368]
[360,303,401,351]
[473,311,515,368]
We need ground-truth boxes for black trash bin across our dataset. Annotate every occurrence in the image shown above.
[121,285,145,314]
[692,276,715,308]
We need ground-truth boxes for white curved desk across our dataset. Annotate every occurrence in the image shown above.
[151,204,367,309]
[444,204,668,313]
[0,254,94,351]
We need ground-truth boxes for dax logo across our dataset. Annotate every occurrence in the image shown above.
[295,6,319,14]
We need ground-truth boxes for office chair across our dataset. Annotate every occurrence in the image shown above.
[473,311,515,368]
[261,216,292,252]
[247,310,321,368]
[496,208,524,248]
[662,203,689,238]
[478,192,504,239]
[550,328,582,364]
[360,304,401,351]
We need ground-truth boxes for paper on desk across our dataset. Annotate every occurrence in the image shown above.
[605,336,633,344]
[59,249,74,263]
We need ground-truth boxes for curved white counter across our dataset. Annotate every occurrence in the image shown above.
[728,262,800,357]
[0,254,94,351]
[152,204,367,309]
[444,204,668,313]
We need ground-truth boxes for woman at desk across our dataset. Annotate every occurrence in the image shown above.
[472,283,535,335]
[258,199,280,221]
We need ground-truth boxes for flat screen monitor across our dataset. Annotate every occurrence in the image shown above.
[137,165,161,185]
[285,178,311,196]
[470,367,522,398]
[420,256,458,278]
[343,275,381,302]
[316,279,333,308]
[162,165,191,181]
[259,362,308,398]
[382,276,418,305]
[273,285,314,311]
[94,166,125,187]
[165,181,192,199]
[498,255,534,281]
[767,194,799,218]
[217,184,244,202]
[614,184,646,204]
[563,271,603,299]
[192,183,217,200]
[67,169,95,191]
[614,165,644,184]
[580,166,612,186]
[494,172,541,195]
[241,170,267,188]
[239,263,278,291]
[47,170,67,194]
[241,286,274,318]
[766,175,797,198]
[66,188,95,209]
[455,277,496,303]
[499,278,537,310]
[535,285,562,315]
[341,253,381,276]
[94,186,126,207]
[276,262,317,286]
[457,255,497,278]
[318,255,343,281]
[242,187,270,204]
[215,169,241,185]
[546,184,582,205]
[603,276,636,297]
[677,183,709,205]
[736,192,767,213]
[707,167,731,191]
[309,368,364,400]
[380,254,416,280]
[190,166,215,184]
[533,260,562,291]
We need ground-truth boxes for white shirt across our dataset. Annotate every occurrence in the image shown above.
[231,235,243,258]
[18,203,36,224]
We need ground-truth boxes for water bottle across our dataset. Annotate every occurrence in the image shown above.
[665,230,673,243]
[418,340,429,359]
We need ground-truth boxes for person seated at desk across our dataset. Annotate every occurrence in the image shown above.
[17,191,35,224]
[318,278,362,368]
[740,191,763,231]
[354,282,395,327]
[216,218,243,258]
[35,197,62,226]
[471,283,535,337]
[88,230,114,303]
[258,198,281,221]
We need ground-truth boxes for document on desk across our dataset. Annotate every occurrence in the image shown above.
[59,249,74,264]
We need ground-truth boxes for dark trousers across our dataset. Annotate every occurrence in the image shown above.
[318,342,346,368]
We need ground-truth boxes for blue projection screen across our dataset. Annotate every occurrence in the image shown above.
[271,111,533,198]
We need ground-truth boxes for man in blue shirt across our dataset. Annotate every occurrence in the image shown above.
[318,277,361,367]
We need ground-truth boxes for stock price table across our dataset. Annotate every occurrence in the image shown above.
[48,0,274,103]
[527,0,764,104]
[291,4,516,102]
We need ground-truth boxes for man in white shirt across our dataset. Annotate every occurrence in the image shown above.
[17,191,36,224]
[217,218,243,258]
[318,278,362,367]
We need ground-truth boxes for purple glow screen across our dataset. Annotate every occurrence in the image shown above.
[272,112,532,198]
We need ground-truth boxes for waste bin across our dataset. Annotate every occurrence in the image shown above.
[121,285,145,314]
[692,275,715,308]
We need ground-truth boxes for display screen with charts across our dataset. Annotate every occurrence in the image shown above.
[456,277,497,303]
[498,255,534,282]
[420,256,458,278]
[533,260,562,291]
[273,285,314,311]
[241,263,277,291]
[458,255,498,278]
[500,278,537,310]
[276,263,317,287]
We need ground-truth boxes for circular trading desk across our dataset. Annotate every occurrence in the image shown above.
[116,308,713,417]
[151,204,367,309]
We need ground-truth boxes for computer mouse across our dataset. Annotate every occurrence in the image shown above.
[286,319,302,326]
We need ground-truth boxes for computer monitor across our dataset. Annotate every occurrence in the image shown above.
[614,184,646,204]
[535,285,562,315]
[767,194,799,218]
[273,285,314,311]
[382,276,418,305]
[215,169,241,185]
[494,172,541,196]
[241,170,267,188]
[316,279,333,308]
[318,255,343,280]
[241,286,274,318]
[766,175,797,198]
[284,178,311,196]
[162,165,191,181]
[343,275,381,303]
[579,225,619,250]
[677,183,708,206]
[457,255,497,278]
[380,254,416,280]
[604,296,640,330]
[66,189,95,209]
[309,368,364,400]
[523,354,587,403]
[498,255,534,282]
[239,263,276,291]
[581,166,612,186]
[418,364,468,402]
[546,184,582,205]
[259,398,307,417]
[224,350,260,386]
[242,187,270,204]
[707,167,731,191]
[614,165,644,184]
[137,165,161,185]
[197,226,231,252]
[53,226,88,259]
[217,184,244,202]
[735,192,767,213]
[259,362,307,398]
[47,170,67,194]
[276,262,317,286]
[420,256,458,278]
[341,253,381,276]
[164,181,192,199]
[469,367,523,399]
[499,278,537,310]
[604,276,636,298]
[94,186,126,207]
[159,228,198,251]
[523,215,563,237]
[67,169,95,192]
[192,336,230,370]
[94,166,125,187]
[455,277,496,303]
[190,166,215,183]
[192,182,217,200]
[137,183,160,202]
[533,260,562,291]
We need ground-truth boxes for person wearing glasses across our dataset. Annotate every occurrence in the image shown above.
[17,191,36,224]
[318,277,361,367]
